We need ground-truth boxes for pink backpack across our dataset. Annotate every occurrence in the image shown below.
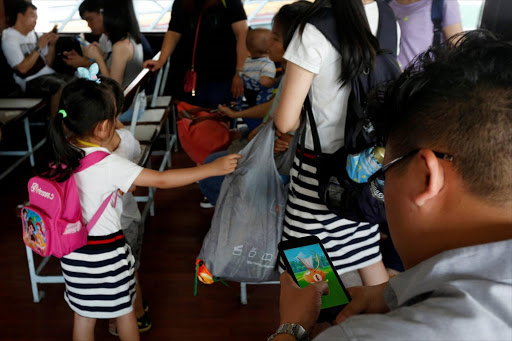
[21,151,115,258]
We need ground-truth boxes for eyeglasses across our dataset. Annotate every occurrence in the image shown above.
[368,149,454,201]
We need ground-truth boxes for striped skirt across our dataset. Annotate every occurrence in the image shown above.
[60,230,136,319]
[282,147,382,275]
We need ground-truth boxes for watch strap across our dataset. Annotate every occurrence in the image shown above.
[268,323,310,341]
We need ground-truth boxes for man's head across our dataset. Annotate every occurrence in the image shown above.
[79,0,105,35]
[378,30,512,268]
[13,1,37,33]
[246,28,272,57]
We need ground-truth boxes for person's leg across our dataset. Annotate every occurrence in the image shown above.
[192,79,232,108]
[133,272,144,318]
[357,260,389,286]
[73,313,96,341]
[199,151,229,205]
[116,310,140,341]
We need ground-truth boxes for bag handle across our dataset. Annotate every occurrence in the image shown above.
[191,15,202,70]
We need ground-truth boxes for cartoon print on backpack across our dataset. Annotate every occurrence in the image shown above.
[22,208,47,255]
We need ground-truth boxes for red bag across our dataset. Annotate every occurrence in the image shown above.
[183,69,197,95]
[177,102,231,164]
[184,15,201,96]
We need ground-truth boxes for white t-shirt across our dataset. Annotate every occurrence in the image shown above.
[74,147,143,236]
[1,27,55,91]
[113,129,142,227]
[283,2,399,153]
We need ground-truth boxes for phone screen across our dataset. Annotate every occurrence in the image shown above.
[282,243,350,309]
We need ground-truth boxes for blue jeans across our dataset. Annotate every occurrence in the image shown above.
[198,150,229,205]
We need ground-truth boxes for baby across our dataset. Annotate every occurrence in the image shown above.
[240,28,277,107]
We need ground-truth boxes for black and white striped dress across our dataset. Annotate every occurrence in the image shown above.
[282,148,382,275]
[60,231,136,319]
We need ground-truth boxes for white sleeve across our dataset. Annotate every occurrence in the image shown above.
[284,24,330,74]
[260,59,276,78]
[2,38,25,68]
[107,153,144,193]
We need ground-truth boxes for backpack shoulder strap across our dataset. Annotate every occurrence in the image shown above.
[376,0,398,57]
[85,191,116,233]
[308,8,340,52]
[431,0,444,45]
[76,151,110,173]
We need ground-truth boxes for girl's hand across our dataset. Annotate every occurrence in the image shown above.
[231,73,244,99]
[83,43,102,60]
[210,153,242,175]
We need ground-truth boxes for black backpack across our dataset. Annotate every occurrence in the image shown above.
[301,0,401,224]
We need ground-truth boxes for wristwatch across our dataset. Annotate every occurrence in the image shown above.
[268,323,310,341]
[34,46,42,54]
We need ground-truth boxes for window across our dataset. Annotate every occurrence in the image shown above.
[31,0,485,33]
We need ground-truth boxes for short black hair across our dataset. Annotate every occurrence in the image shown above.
[79,0,104,18]
[13,1,37,24]
[378,30,512,204]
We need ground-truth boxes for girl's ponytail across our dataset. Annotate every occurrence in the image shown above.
[43,111,84,181]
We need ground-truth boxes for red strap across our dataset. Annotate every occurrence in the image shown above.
[191,15,202,69]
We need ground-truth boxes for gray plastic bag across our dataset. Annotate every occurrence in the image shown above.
[197,122,294,282]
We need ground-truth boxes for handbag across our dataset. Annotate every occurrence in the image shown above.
[176,101,231,164]
[196,122,295,284]
[184,15,202,96]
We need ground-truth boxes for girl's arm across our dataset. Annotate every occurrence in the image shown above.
[133,153,241,189]
[273,62,314,133]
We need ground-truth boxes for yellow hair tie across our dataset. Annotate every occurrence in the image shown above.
[58,109,67,118]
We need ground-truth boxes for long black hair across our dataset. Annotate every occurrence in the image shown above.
[103,0,141,44]
[299,0,379,86]
[41,78,117,182]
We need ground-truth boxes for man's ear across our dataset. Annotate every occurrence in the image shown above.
[414,149,445,207]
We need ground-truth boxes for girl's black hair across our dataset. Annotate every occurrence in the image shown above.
[41,78,117,182]
[98,76,125,116]
[103,0,141,45]
[272,1,312,51]
[299,0,379,87]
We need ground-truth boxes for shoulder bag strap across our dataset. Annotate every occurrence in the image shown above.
[191,15,202,70]
[431,0,444,46]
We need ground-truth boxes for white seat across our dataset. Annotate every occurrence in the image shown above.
[0,98,42,109]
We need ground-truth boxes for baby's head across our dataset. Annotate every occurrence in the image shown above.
[246,28,272,58]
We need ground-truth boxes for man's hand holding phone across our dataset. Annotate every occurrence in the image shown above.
[279,272,329,334]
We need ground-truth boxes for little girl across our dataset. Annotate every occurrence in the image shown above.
[41,77,240,341]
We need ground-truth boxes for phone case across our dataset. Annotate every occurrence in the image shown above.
[278,236,351,322]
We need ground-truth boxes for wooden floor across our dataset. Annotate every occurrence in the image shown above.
[0,146,282,340]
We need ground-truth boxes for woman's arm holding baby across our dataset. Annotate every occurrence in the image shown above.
[133,153,241,189]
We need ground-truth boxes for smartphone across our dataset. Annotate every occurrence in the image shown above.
[75,35,90,47]
[278,236,351,323]
[51,24,58,33]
